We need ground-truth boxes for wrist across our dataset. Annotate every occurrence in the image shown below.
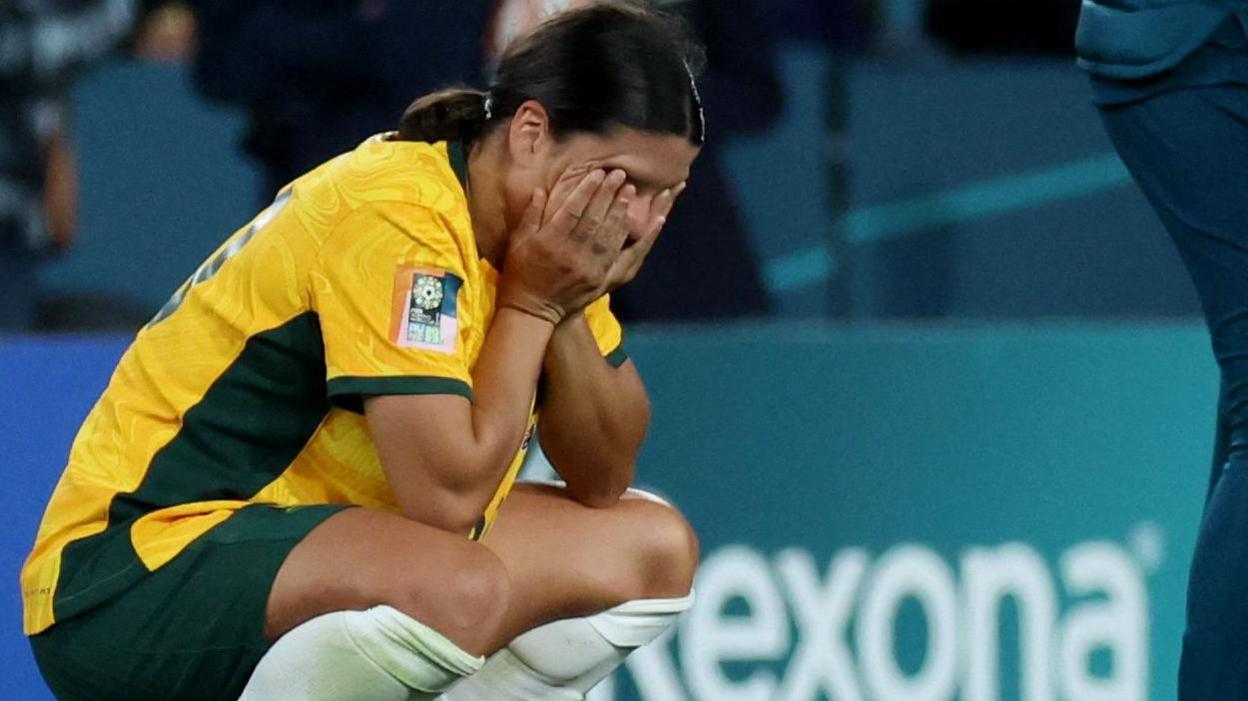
[544,311,597,369]
[555,310,586,329]
[497,300,561,327]
[497,285,564,326]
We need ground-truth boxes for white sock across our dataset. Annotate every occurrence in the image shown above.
[437,592,693,701]
[240,606,484,701]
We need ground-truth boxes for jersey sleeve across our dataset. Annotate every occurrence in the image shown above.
[585,295,628,368]
[313,201,474,411]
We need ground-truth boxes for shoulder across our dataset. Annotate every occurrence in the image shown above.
[337,135,468,213]
[309,136,477,261]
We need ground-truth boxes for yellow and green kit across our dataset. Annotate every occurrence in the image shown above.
[21,136,625,642]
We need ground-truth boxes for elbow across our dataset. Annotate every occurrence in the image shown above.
[397,479,491,536]
[400,499,482,537]
[564,458,635,509]
[566,485,626,510]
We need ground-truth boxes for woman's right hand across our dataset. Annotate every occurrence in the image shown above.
[498,169,634,325]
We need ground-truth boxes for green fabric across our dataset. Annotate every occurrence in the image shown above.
[605,345,629,369]
[55,312,331,623]
[328,375,474,414]
[1076,1,1234,79]
[31,504,348,701]
[448,141,469,191]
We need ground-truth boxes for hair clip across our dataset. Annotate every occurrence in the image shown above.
[684,61,706,143]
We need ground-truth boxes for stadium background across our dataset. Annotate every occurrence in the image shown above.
[0,2,1220,699]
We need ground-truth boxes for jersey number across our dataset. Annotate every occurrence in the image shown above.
[148,189,293,326]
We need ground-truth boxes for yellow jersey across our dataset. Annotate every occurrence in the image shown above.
[21,136,625,635]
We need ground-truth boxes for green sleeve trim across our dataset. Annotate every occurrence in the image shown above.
[328,376,473,413]
[604,345,629,368]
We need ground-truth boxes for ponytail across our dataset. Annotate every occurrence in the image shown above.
[397,87,491,143]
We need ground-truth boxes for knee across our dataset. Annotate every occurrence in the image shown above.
[387,548,511,656]
[445,549,513,633]
[624,489,699,598]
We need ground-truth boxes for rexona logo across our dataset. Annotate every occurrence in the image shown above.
[595,527,1161,701]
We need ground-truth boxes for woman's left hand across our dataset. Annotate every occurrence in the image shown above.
[602,181,685,292]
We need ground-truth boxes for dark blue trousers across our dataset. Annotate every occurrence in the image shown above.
[0,247,40,332]
[1100,82,1248,699]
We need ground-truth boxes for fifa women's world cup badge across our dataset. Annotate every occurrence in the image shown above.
[409,274,444,328]
[390,266,462,353]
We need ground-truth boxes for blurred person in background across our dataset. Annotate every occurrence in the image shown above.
[1077,2,1248,697]
[0,0,136,331]
[191,0,493,203]
[492,0,782,323]
[927,0,1079,56]
[772,0,873,50]
[128,1,195,62]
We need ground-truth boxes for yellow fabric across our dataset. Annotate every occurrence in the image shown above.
[584,295,623,359]
[20,136,625,635]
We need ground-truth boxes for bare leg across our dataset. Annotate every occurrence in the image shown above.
[478,483,699,650]
[264,507,510,656]
[252,491,693,700]
[264,482,697,657]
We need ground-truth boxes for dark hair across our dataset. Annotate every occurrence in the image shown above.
[398,1,705,146]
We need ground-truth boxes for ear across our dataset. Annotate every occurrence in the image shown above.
[507,100,553,166]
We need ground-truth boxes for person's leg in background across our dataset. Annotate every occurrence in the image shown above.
[0,243,40,332]
[1099,82,1248,698]
[1206,382,1231,503]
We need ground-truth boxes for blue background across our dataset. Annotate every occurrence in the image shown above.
[38,53,1197,323]
[2,325,1219,699]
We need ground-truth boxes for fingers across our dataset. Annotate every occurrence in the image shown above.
[606,235,654,290]
[645,181,685,238]
[648,190,673,239]
[538,169,637,294]
[544,166,588,224]
[577,169,627,243]
[516,188,547,239]
[606,245,640,287]
[606,182,684,289]
[547,169,605,236]
[595,183,634,255]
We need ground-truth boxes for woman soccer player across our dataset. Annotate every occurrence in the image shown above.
[21,4,703,699]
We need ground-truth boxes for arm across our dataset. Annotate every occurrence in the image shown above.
[43,127,77,253]
[535,181,685,508]
[366,308,554,534]
[364,169,632,534]
[538,313,651,508]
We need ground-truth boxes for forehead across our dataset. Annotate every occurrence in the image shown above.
[556,128,699,188]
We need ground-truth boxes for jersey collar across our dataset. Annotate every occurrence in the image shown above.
[448,140,469,192]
